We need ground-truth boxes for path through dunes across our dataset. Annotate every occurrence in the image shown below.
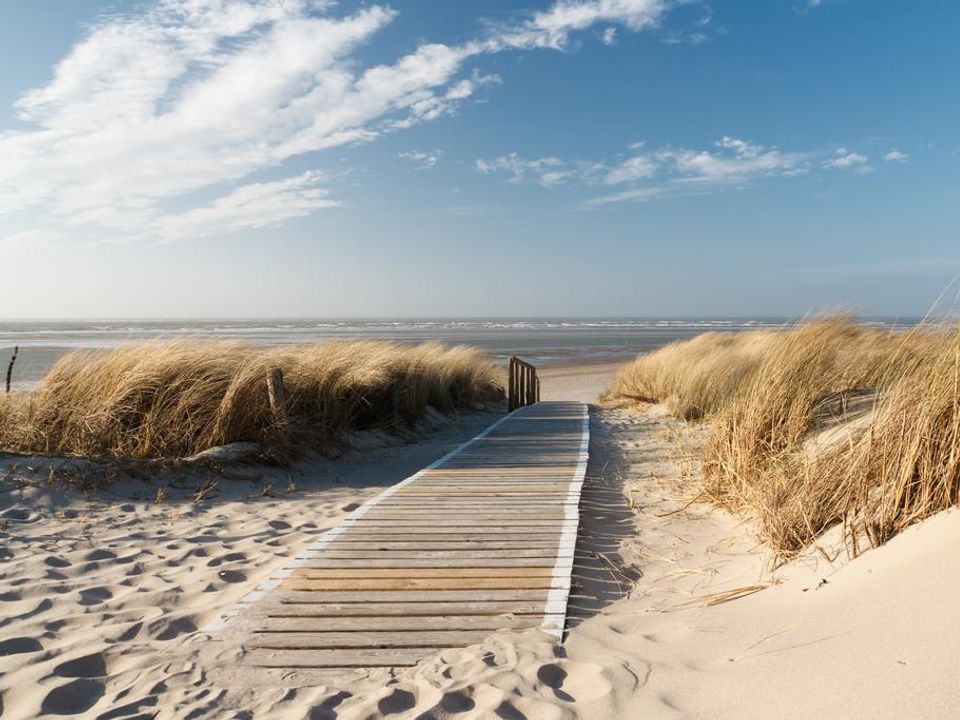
[207,401,589,670]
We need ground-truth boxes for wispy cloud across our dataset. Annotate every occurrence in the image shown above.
[0,0,675,245]
[823,148,872,173]
[399,150,441,170]
[477,136,813,205]
[476,154,574,186]
[883,149,910,163]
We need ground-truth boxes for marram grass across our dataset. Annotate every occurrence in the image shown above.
[607,317,958,559]
[0,340,503,460]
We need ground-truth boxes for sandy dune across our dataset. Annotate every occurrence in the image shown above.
[2,370,959,718]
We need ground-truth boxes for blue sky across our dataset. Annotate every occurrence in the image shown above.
[0,0,957,319]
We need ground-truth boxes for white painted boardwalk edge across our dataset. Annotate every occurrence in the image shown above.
[204,402,589,640]
[541,402,589,638]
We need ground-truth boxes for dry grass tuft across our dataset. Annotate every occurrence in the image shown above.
[606,330,781,419]
[608,317,959,559]
[0,340,503,461]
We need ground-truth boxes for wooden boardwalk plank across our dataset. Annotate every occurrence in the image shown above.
[250,630,498,649]
[248,616,543,632]
[250,601,549,616]
[288,567,556,578]
[282,577,562,591]
[294,558,558,569]
[207,401,588,671]
[269,589,552,603]
[244,648,440,668]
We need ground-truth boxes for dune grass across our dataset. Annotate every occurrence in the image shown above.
[0,340,503,461]
[607,317,958,558]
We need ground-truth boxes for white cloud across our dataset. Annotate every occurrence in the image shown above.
[497,0,667,49]
[602,27,618,45]
[478,136,904,206]
[479,137,806,196]
[823,148,871,172]
[0,0,672,245]
[156,171,339,241]
[399,150,441,170]
[476,154,573,186]
[582,186,667,206]
[883,149,909,163]
[663,136,807,182]
[603,155,659,184]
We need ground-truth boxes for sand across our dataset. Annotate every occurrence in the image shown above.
[538,362,620,404]
[1,364,958,718]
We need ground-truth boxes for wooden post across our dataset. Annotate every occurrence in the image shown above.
[508,357,540,410]
[267,367,288,437]
[5,346,18,394]
[521,364,528,408]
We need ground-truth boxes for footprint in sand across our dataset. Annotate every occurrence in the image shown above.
[537,664,576,702]
[538,661,614,702]
[268,519,291,530]
[378,689,416,715]
[217,569,247,583]
[45,555,71,568]
[41,678,105,715]
[94,695,158,720]
[85,549,117,562]
[440,691,476,713]
[54,651,108,678]
[150,616,197,641]
[0,636,43,655]
[79,587,113,606]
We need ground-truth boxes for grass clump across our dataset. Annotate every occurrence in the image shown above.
[606,329,780,419]
[607,316,958,559]
[0,340,503,461]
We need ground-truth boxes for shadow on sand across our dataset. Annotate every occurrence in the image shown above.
[565,406,641,631]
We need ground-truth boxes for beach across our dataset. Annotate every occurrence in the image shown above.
[2,0,953,716]
[2,353,958,719]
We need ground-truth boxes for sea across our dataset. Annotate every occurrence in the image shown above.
[0,318,919,392]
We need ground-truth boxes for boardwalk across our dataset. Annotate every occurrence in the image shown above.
[208,401,589,670]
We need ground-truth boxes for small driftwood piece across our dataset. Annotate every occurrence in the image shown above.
[5,346,18,393]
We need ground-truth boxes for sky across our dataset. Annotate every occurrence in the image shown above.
[0,0,958,319]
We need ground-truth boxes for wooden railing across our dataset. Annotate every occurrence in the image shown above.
[508,356,540,411]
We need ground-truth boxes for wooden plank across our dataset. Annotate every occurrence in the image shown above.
[328,522,561,538]
[288,567,556,579]
[270,589,551,602]
[244,648,437,668]
[354,516,567,523]
[320,541,563,550]
[249,615,542,632]
[282,577,562,591]
[323,534,564,542]
[297,549,568,560]
[294,558,558,569]
[250,601,548,617]
[250,630,497,649]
